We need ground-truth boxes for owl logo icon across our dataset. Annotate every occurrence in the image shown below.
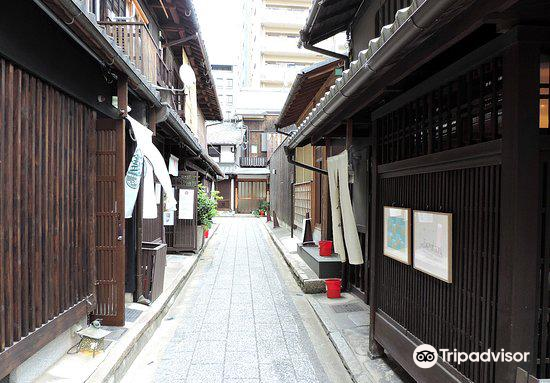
[413,344,438,368]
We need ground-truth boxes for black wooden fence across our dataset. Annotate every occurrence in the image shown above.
[268,140,293,228]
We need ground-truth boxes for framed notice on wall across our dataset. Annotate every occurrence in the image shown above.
[413,211,453,283]
[383,207,411,265]
[178,189,195,220]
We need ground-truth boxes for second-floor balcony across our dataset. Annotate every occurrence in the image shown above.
[240,157,268,168]
[100,21,185,118]
[100,21,159,85]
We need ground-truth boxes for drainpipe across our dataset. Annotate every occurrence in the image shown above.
[275,125,293,137]
[302,42,350,69]
[284,146,327,175]
[288,0,456,150]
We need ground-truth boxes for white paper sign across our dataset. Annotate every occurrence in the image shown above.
[178,189,195,220]
[155,183,162,204]
[168,155,179,176]
[413,211,453,283]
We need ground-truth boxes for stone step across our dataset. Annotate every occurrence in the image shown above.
[297,244,342,279]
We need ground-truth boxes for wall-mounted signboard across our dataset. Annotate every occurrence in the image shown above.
[383,206,411,265]
[413,211,453,283]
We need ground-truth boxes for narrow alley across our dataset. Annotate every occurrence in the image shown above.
[121,217,352,383]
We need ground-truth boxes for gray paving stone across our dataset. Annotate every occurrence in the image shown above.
[259,358,297,383]
[152,218,331,383]
[192,340,226,364]
[226,332,257,352]
[186,363,224,383]
[223,361,260,379]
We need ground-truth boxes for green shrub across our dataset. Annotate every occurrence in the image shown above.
[197,184,221,230]
[258,200,270,212]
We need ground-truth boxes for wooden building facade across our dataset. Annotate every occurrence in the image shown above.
[286,0,550,382]
[0,0,222,379]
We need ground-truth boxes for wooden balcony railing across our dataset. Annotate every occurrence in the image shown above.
[100,21,160,85]
[240,156,268,167]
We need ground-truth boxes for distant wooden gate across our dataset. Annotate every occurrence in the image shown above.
[166,171,198,252]
[237,179,267,213]
[93,118,125,326]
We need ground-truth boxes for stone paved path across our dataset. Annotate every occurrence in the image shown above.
[123,217,340,383]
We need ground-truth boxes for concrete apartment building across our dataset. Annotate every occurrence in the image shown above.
[212,64,238,121]
[240,0,343,90]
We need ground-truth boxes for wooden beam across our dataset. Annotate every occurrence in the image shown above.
[495,40,541,381]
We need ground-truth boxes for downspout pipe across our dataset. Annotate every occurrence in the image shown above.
[275,125,293,137]
[288,0,455,151]
[284,146,327,176]
[302,42,350,69]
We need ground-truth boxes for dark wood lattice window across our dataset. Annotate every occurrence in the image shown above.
[541,55,549,130]
[377,56,503,164]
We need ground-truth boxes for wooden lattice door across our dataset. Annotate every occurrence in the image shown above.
[92,118,125,326]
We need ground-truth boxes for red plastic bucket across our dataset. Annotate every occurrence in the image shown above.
[204,230,209,238]
[319,240,333,256]
[325,278,341,299]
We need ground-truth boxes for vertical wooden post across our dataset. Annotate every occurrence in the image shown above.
[368,119,384,358]
[148,107,157,136]
[116,76,128,325]
[346,119,353,149]
[496,41,540,381]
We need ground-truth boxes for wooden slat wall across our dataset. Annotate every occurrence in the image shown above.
[0,58,95,361]
[269,143,294,228]
[371,54,506,383]
[142,205,164,243]
[537,151,550,378]
[377,166,501,383]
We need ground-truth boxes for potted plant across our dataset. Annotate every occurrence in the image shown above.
[197,184,221,245]
[258,200,269,217]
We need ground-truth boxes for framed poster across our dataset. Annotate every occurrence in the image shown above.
[413,211,453,283]
[178,189,195,220]
[383,207,411,264]
[163,211,174,226]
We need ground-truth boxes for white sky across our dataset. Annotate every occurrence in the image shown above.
[194,0,243,65]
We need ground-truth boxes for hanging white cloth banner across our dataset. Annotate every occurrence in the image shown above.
[126,116,177,214]
[327,150,363,265]
[124,148,144,218]
[142,160,158,219]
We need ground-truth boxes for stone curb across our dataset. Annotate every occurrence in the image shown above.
[305,296,370,383]
[262,221,326,294]
[85,224,219,383]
